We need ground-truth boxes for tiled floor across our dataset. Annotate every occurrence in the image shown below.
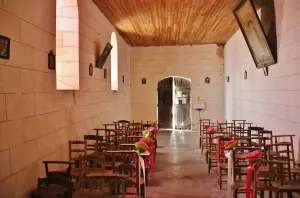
[147,130,226,198]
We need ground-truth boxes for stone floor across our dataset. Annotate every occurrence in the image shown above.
[147,130,226,198]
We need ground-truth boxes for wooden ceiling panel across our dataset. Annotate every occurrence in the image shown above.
[92,0,244,46]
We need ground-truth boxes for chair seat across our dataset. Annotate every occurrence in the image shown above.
[31,184,67,198]
[232,181,246,190]
[291,167,300,174]
[271,181,300,191]
[129,177,145,185]
[219,163,228,169]
[236,154,247,159]
[232,181,277,191]
[73,189,142,198]
[86,171,129,179]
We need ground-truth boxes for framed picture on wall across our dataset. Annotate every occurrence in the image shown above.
[233,0,276,69]
[0,35,10,59]
[96,43,113,69]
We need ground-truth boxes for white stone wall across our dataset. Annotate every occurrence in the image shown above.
[131,45,225,130]
[0,0,131,197]
[224,0,300,158]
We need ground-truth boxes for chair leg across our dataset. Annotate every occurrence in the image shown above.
[287,192,292,198]
[260,191,264,198]
[234,189,238,198]
[279,192,283,198]
[208,158,211,174]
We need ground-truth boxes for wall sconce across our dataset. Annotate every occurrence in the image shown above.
[205,77,210,84]
[48,50,55,70]
[104,68,107,79]
[227,76,230,83]
[0,35,10,59]
[142,78,146,84]
[244,70,247,80]
[122,75,125,83]
[89,63,93,76]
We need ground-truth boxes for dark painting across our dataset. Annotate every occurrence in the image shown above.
[96,43,113,69]
[233,0,276,69]
[0,35,10,59]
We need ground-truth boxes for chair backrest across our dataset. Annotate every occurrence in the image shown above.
[252,160,284,197]
[69,140,87,161]
[117,120,130,130]
[84,135,103,153]
[267,142,293,180]
[273,135,296,168]
[43,161,73,180]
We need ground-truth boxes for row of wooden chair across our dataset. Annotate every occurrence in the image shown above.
[33,119,153,198]
[200,119,300,198]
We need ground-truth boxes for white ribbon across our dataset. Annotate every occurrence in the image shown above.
[138,151,148,198]
[225,150,233,198]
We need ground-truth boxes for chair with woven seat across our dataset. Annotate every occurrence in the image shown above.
[232,146,260,197]
[216,137,230,189]
[69,140,87,179]
[31,176,73,198]
[199,119,211,151]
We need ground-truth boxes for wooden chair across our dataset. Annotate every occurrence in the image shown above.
[73,174,130,198]
[31,177,73,198]
[206,128,218,173]
[43,161,73,180]
[252,160,285,198]
[116,120,131,130]
[216,137,229,189]
[129,122,143,134]
[267,142,293,180]
[69,140,87,161]
[69,140,87,179]
[232,146,259,197]
[199,119,211,151]
[273,135,296,170]
[84,135,104,153]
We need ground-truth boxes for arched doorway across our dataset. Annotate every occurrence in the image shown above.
[157,77,191,130]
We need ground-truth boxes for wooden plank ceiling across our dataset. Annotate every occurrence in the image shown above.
[92,0,257,46]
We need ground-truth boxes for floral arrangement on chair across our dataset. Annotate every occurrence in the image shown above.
[245,150,262,198]
[215,134,231,141]
[224,140,237,150]
[246,150,262,163]
[135,141,149,153]
[207,126,218,133]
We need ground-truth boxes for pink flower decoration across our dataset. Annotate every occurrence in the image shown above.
[207,126,215,133]
[141,137,154,146]
[148,126,158,133]
[246,150,262,159]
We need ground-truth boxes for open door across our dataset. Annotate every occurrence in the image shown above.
[157,77,173,129]
[173,77,191,130]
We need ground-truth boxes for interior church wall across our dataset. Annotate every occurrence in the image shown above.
[0,0,131,196]
[224,0,300,158]
[131,45,225,130]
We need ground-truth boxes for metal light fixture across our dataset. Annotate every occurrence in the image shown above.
[205,77,210,84]
[104,68,107,79]
[48,51,55,70]
[89,63,93,76]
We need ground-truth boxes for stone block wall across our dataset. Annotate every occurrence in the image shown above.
[224,0,300,158]
[130,45,225,130]
[0,0,131,197]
